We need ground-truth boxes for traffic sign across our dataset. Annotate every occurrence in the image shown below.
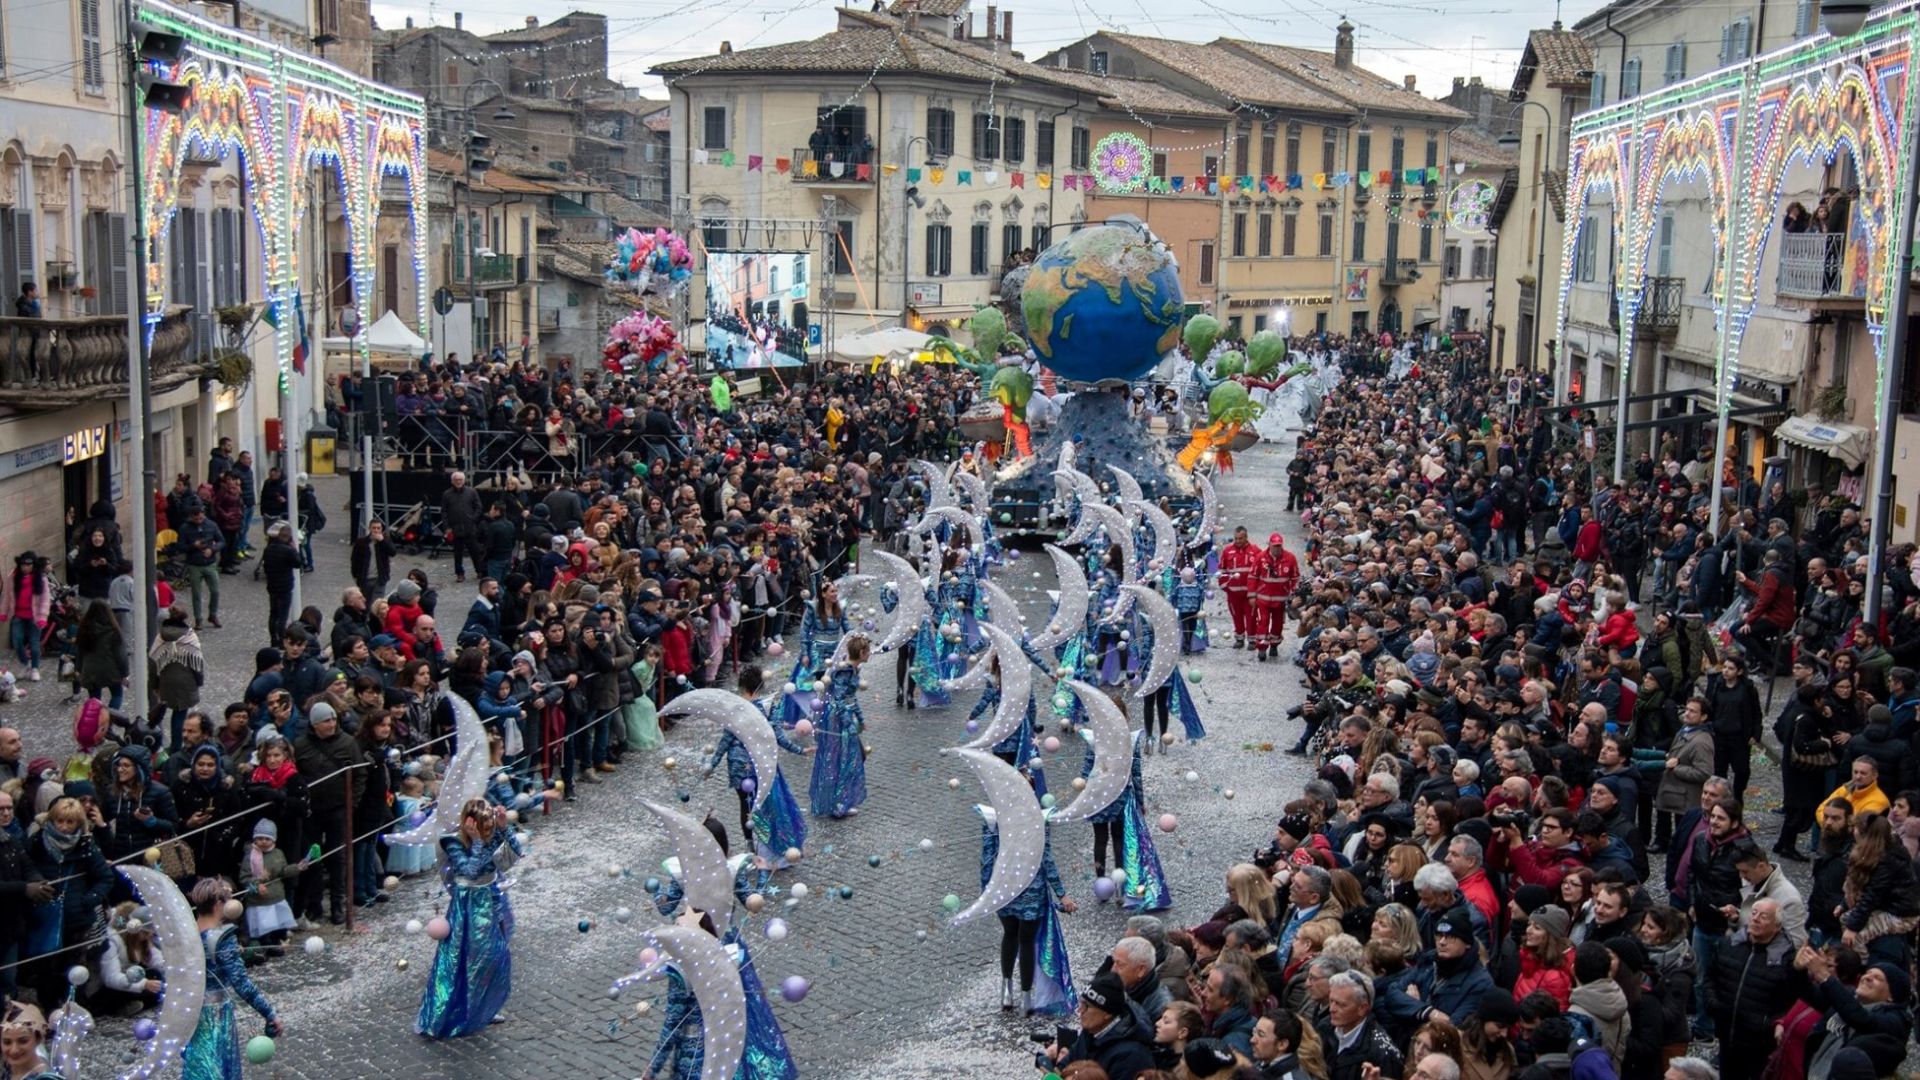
[432,286,455,316]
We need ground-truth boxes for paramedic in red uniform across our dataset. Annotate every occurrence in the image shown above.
[1250,532,1299,661]
[1218,526,1261,650]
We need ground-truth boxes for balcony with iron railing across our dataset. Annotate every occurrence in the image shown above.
[1381,258,1420,285]
[0,307,220,410]
[1605,276,1683,335]
[791,145,875,185]
[1776,232,1863,302]
[473,253,517,288]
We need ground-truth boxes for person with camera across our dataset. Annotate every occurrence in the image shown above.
[1035,971,1157,1080]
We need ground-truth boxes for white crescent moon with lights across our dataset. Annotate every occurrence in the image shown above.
[961,624,1034,752]
[1121,583,1179,698]
[640,799,739,933]
[1081,502,1138,619]
[944,747,1046,926]
[1055,468,1104,545]
[1107,466,1145,520]
[1187,471,1220,550]
[389,692,489,847]
[644,925,747,1080]
[659,689,781,815]
[1026,544,1089,651]
[1049,679,1133,825]
[117,866,206,1080]
[1128,498,1177,569]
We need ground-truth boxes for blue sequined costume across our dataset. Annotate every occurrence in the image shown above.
[416,828,526,1038]
[182,925,276,1080]
[779,605,846,726]
[1089,571,1126,686]
[1169,669,1206,741]
[653,863,796,1080]
[907,583,954,708]
[808,663,868,818]
[708,702,809,865]
[978,809,1076,1016]
[1080,731,1172,912]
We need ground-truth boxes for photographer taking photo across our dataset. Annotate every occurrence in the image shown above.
[1036,972,1157,1080]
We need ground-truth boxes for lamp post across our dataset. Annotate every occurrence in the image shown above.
[1499,98,1555,395]
[460,80,514,360]
[900,135,939,322]
[1826,0,1904,626]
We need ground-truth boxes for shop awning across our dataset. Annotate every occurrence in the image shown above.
[1412,307,1440,325]
[1774,414,1872,469]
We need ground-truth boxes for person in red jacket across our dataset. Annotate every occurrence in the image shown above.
[1218,526,1261,649]
[1594,594,1640,660]
[1571,505,1607,574]
[1738,548,1797,664]
[1250,533,1300,661]
[659,604,695,703]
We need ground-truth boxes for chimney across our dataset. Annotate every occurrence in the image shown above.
[1002,10,1012,44]
[405,15,413,27]
[1451,75,1463,91]
[1334,19,1354,69]
[453,11,462,29]
[718,40,732,53]
[1403,74,1415,90]
[525,15,537,28]
[1469,75,1482,86]
[986,5,997,40]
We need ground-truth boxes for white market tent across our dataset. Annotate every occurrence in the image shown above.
[323,310,430,359]
[827,325,939,366]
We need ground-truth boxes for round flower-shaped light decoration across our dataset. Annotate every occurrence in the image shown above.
[1094,133,1152,194]
[1448,179,1498,234]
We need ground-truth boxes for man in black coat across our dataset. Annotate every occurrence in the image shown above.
[1808,798,1854,943]
[1707,655,1764,799]
[1706,898,1800,1078]
[437,470,483,583]
[293,706,364,925]
[1801,944,1911,1079]
[481,501,518,583]
[0,793,53,999]
[1315,970,1405,1080]
[1042,973,1158,1080]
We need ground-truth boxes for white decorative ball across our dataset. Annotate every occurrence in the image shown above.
[383,875,400,890]
[791,883,810,899]
[1223,788,1236,800]
[1185,770,1200,782]
[948,778,961,789]
[66,965,88,987]
[607,864,624,878]
[919,838,934,851]
[303,936,325,956]
[222,899,244,922]
[406,919,425,935]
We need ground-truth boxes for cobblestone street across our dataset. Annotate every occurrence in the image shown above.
[3,432,1829,1078]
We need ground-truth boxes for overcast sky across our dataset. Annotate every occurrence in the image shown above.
[372,0,1611,100]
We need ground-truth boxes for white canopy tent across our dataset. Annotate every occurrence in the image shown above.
[828,325,939,366]
[323,310,430,359]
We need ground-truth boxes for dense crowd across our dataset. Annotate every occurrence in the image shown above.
[1034,340,1920,1080]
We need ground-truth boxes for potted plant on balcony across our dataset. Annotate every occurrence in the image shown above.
[45,261,78,292]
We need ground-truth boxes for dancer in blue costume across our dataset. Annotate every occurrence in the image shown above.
[182,878,280,1080]
[779,581,846,727]
[706,665,809,866]
[1170,566,1209,654]
[1089,551,1128,687]
[650,816,797,1080]
[808,635,870,818]
[644,910,732,1080]
[970,659,1049,800]
[978,805,1077,1016]
[1080,714,1173,913]
[938,545,985,659]
[416,800,527,1038]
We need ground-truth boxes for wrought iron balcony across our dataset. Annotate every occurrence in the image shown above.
[791,147,875,185]
[0,307,219,410]
[1776,232,1863,301]
[1381,258,1420,285]
[473,253,517,288]
[1606,277,1681,335]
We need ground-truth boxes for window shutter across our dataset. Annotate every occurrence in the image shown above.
[1622,58,1641,98]
[925,224,937,276]
[1735,18,1752,60]
[8,209,32,296]
[192,210,211,310]
[1589,72,1607,109]
[1796,0,1816,36]
[79,0,103,91]
[105,212,129,315]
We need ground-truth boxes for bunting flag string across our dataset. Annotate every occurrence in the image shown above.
[681,151,1491,216]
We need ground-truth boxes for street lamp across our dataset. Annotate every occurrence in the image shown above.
[899,135,941,321]
[1498,98,1555,396]
[460,79,514,359]
[1832,0,1911,626]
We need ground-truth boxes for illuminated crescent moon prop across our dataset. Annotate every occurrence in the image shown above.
[117,866,205,1080]
[943,747,1046,926]
[913,504,978,544]
[1107,466,1145,520]
[659,689,780,815]
[1187,472,1220,550]
[1027,544,1089,651]
[1128,499,1177,569]
[640,799,738,934]
[1050,679,1133,826]
[643,925,747,1080]
[978,579,1025,638]
[962,624,1033,751]
[945,636,998,692]
[1081,502,1139,620]
[916,459,956,512]
[866,550,930,656]
[1055,468,1104,545]
[389,692,489,846]
[1121,584,1179,697]
[953,470,992,516]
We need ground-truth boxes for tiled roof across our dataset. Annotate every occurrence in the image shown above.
[1515,29,1593,94]
[1448,126,1515,168]
[643,113,672,133]
[428,150,559,194]
[652,26,996,80]
[485,23,579,45]
[887,0,971,16]
[1095,33,1345,112]
[1214,39,1467,122]
[1019,66,1230,120]
[546,241,613,283]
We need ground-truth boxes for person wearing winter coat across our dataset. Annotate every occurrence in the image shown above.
[1636,906,1696,1063]
[1799,944,1912,1080]
[168,745,243,883]
[350,520,396,601]
[148,611,204,752]
[0,813,51,1001]
[438,471,484,582]
[74,599,128,709]
[1565,943,1630,1075]
[1654,697,1715,827]
[1705,898,1798,1078]
[261,524,302,644]
[1379,908,1495,1040]
[1707,655,1764,800]
[1734,842,1807,948]
[1042,972,1159,1080]
[26,796,115,1008]
[98,747,176,866]
[293,706,364,925]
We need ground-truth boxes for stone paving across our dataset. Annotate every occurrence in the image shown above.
[8,432,1814,1079]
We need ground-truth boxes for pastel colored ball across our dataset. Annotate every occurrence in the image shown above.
[794,719,815,737]
[942,893,962,912]
[1043,736,1062,752]
[1092,877,1117,902]
[426,917,452,941]
[405,919,424,935]
[765,918,790,942]
[791,883,810,899]
[303,936,325,956]
[66,965,89,987]
[132,1019,156,1041]
[767,643,785,657]
[1157,814,1178,833]
[780,975,811,1002]
[244,1036,276,1065]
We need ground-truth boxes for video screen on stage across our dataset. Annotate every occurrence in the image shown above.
[704,251,813,368]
